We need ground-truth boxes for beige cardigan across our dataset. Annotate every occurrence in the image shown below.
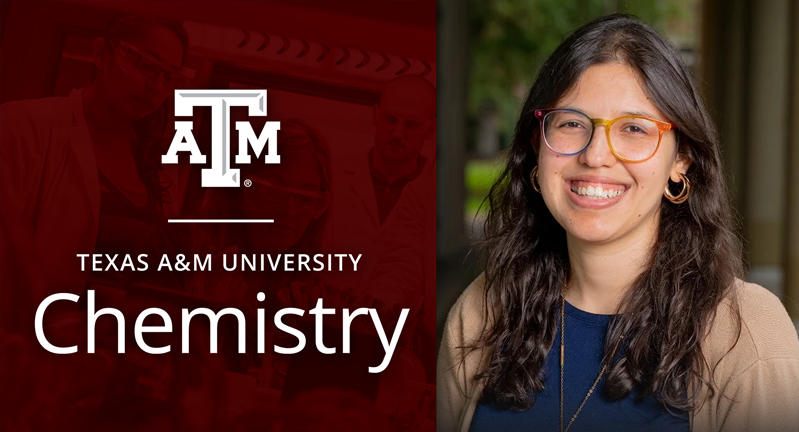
[437,275,799,432]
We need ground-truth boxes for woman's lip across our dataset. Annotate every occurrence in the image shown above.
[565,175,630,187]
[564,180,627,210]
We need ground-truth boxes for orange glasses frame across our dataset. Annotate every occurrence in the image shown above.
[534,108,673,163]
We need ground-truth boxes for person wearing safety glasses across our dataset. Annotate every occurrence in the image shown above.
[328,74,436,293]
[133,118,332,304]
[0,12,190,297]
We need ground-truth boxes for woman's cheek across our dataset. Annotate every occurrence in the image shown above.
[154,88,172,107]
[294,214,314,235]
[537,160,561,197]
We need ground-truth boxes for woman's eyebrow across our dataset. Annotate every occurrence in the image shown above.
[621,110,657,118]
[554,107,662,120]
[554,106,588,115]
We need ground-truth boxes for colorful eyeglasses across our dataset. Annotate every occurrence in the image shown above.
[535,108,673,162]
[374,106,433,134]
[109,39,188,89]
[246,176,331,212]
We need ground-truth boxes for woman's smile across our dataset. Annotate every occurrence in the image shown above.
[565,175,630,209]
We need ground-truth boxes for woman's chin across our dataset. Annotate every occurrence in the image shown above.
[564,224,620,245]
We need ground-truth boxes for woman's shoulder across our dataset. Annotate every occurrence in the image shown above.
[447,274,489,323]
[0,95,81,171]
[442,273,495,349]
[0,94,79,156]
[704,278,799,373]
[438,274,492,432]
[1,95,74,124]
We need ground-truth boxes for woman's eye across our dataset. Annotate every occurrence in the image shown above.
[623,125,648,134]
[560,121,584,129]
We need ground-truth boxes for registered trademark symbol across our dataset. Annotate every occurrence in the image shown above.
[244,179,252,187]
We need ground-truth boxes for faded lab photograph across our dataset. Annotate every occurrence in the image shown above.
[1,1,435,431]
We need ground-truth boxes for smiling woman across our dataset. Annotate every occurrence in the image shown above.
[437,14,799,432]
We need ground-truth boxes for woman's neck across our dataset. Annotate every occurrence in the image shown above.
[564,221,658,315]
[82,84,131,138]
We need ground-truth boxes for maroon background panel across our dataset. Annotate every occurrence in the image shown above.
[0,2,436,431]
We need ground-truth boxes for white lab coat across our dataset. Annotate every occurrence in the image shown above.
[326,151,384,291]
[1,89,100,298]
[327,147,435,337]
[363,157,436,341]
[0,89,178,299]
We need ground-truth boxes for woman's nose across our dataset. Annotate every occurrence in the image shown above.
[578,125,616,168]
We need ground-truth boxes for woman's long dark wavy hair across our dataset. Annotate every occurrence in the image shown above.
[91,12,190,204]
[472,14,744,412]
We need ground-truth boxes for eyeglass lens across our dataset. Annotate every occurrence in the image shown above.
[542,110,661,161]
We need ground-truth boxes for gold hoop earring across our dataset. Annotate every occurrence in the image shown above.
[664,173,690,204]
[530,166,541,193]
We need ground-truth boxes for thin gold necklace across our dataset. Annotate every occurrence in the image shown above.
[559,295,625,432]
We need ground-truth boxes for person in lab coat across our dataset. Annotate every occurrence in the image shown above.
[362,155,437,382]
[0,13,190,298]
[328,74,436,292]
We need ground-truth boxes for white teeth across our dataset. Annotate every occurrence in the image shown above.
[571,183,625,199]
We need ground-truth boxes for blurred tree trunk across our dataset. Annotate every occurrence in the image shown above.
[476,99,499,158]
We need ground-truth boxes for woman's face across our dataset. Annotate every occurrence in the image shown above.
[241,150,326,253]
[95,27,184,120]
[536,63,690,246]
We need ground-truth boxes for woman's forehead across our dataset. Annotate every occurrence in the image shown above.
[555,63,666,121]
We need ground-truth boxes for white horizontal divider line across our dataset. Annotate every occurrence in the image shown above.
[168,219,274,223]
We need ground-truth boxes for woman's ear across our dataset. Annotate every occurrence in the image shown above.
[92,37,109,69]
[670,152,692,182]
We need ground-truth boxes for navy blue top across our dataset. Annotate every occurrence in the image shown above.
[469,301,689,432]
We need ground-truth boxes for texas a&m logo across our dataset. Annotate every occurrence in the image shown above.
[162,90,280,187]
